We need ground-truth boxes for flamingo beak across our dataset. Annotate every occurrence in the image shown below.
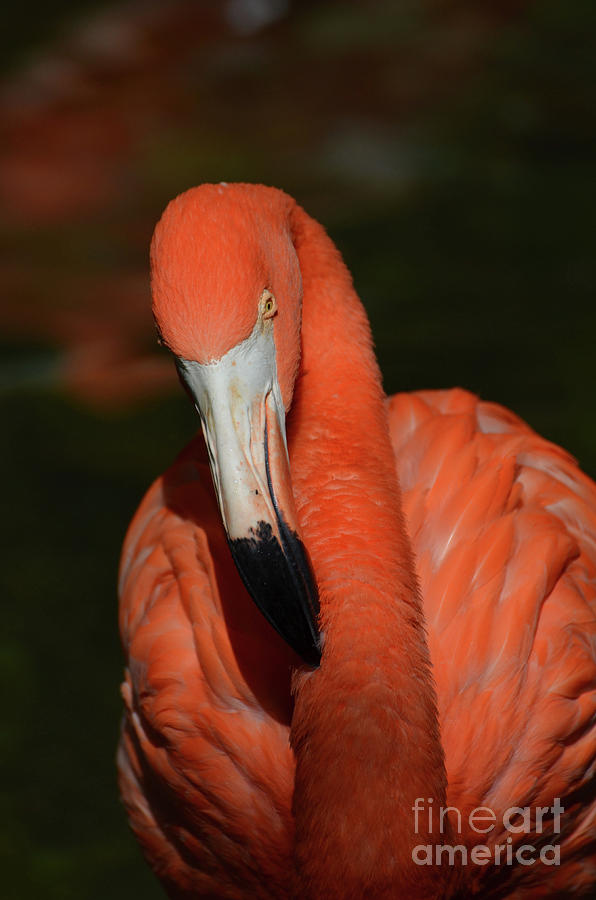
[175,323,321,666]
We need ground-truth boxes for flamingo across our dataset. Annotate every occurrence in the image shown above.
[118,183,596,899]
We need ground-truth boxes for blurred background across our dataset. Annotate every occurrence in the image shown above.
[2,1,595,897]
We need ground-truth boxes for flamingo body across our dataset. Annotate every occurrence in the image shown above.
[118,184,596,899]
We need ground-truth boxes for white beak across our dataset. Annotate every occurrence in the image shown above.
[176,320,321,665]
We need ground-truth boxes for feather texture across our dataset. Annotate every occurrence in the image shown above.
[119,388,596,898]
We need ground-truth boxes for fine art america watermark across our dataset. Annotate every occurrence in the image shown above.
[412,798,563,867]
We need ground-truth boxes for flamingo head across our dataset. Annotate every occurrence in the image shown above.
[151,183,320,666]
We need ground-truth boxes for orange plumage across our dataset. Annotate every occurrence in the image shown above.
[118,184,596,898]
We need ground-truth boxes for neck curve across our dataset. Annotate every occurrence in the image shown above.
[286,203,449,899]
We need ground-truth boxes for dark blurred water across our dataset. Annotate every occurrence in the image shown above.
[2,1,595,898]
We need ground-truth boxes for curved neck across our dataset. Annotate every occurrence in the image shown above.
[287,204,448,898]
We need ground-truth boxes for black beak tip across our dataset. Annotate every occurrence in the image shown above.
[228,520,321,667]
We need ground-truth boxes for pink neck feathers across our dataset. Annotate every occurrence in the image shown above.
[287,203,449,899]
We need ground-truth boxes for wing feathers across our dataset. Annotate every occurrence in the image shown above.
[388,389,596,891]
[118,450,295,898]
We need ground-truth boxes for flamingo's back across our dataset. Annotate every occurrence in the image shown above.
[118,439,297,899]
[119,387,596,898]
[389,388,596,897]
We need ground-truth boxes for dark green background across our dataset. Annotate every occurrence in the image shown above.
[2,2,595,897]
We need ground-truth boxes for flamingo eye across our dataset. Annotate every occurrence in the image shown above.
[261,291,277,319]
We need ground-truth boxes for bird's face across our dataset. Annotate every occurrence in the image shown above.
[151,184,320,666]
